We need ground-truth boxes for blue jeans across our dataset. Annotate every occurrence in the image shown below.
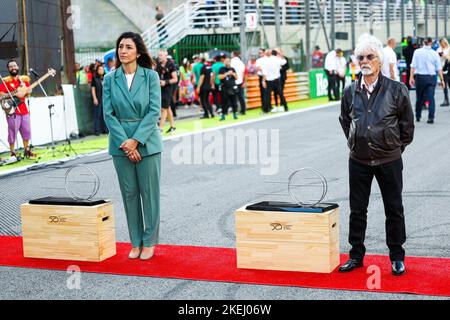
[415,74,437,120]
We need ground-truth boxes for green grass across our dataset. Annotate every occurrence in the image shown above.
[0,97,331,172]
[0,136,108,172]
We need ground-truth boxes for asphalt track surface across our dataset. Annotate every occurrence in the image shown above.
[0,90,449,300]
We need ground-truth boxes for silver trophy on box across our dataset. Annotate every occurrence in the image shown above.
[29,164,107,206]
[246,168,338,213]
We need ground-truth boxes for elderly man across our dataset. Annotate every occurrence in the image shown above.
[339,35,415,276]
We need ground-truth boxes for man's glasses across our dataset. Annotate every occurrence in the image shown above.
[357,54,377,62]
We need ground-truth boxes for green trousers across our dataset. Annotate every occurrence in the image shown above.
[112,153,161,248]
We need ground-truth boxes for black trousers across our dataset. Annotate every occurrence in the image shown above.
[236,84,247,114]
[259,75,270,112]
[348,158,406,262]
[199,88,214,117]
[273,73,287,107]
[221,90,237,115]
[443,72,450,101]
[212,86,222,113]
[338,76,346,93]
[405,67,412,90]
[266,78,288,111]
[325,70,339,100]
[93,103,107,134]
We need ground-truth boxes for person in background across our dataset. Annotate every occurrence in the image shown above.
[262,49,288,113]
[197,57,214,119]
[312,45,324,68]
[192,54,203,86]
[382,37,400,81]
[275,48,290,111]
[402,36,417,90]
[256,48,270,113]
[87,64,95,83]
[76,64,89,84]
[91,64,108,136]
[155,5,168,46]
[179,58,195,106]
[168,55,180,118]
[409,37,445,124]
[211,54,225,114]
[349,54,361,82]
[156,49,178,133]
[324,48,342,101]
[75,63,82,84]
[218,57,238,121]
[231,51,247,115]
[247,55,258,76]
[192,54,204,107]
[437,37,450,107]
[105,57,116,73]
[336,49,347,94]
[0,59,35,160]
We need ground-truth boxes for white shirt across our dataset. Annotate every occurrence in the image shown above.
[382,46,399,81]
[231,56,246,85]
[125,73,135,90]
[324,50,338,72]
[437,46,450,74]
[361,76,378,99]
[336,56,347,78]
[255,56,269,77]
[263,55,287,81]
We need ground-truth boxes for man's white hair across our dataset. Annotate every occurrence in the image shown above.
[354,33,384,64]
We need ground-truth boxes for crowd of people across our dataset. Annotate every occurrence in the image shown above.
[323,34,450,123]
[74,44,291,136]
[73,28,450,140]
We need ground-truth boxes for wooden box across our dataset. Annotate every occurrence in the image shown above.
[235,206,340,273]
[21,201,116,262]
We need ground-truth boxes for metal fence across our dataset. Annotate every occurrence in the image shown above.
[143,0,450,51]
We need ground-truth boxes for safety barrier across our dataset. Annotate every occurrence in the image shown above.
[246,71,310,109]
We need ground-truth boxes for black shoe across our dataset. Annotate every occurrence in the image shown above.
[166,127,176,134]
[284,107,289,112]
[440,100,449,107]
[201,115,209,119]
[338,259,364,273]
[427,119,434,124]
[416,118,421,122]
[391,261,406,276]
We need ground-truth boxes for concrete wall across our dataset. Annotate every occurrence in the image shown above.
[71,0,185,49]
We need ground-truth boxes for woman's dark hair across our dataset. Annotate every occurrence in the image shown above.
[96,64,105,78]
[115,32,154,70]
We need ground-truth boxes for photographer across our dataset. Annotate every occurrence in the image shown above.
[218,57,238,121]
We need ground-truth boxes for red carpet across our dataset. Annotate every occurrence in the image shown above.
[0,236,449,297]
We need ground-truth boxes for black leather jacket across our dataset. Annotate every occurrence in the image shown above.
[339,75,415,166]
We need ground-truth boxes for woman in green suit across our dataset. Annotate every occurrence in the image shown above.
[103,32,163,260]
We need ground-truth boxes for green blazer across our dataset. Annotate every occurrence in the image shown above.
[103,65,163,157]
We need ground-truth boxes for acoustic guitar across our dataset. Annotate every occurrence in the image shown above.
[0,68,57,116]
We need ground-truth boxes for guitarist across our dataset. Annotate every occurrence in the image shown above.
[0,59,36,159]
